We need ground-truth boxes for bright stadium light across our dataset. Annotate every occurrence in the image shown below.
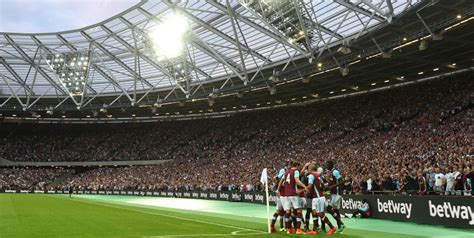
[45,51,91,96]
[149,13,189,60]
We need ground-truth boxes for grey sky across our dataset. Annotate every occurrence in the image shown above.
[0,0,137,33]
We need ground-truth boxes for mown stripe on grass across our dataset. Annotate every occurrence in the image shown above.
[144,232,268,237]
[49,195,267,235]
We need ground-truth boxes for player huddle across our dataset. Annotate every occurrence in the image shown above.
[271,161,345,235]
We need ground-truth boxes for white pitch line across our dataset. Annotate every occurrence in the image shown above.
[49,195,267,235]
[144,232,268,238]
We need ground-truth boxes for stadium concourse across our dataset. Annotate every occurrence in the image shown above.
[1,0,474,237]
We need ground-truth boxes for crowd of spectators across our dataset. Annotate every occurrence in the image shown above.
[1,74,473,195]
[0,167,66,190]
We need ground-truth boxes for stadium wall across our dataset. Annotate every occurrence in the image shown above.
[2,189,472,229]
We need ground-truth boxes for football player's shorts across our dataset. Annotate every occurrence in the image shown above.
[312,197,326,213]
[305,198,313,209]
[276,195,284,211]
[299,197,306,209]
[281,196,301,210]
[329,194,342,209]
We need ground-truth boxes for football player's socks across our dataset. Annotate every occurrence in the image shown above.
[335,209,344,227]
[322,215,334,229]
[285,212,292,229]
[311,211,319,231]
[296,210,303,229]
[291,212,297,228]
[271,212,279,228]
[305,210,310,229]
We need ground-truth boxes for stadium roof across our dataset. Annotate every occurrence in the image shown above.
[0,0,473,122]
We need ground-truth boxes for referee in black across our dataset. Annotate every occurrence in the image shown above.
[69,186,74,198]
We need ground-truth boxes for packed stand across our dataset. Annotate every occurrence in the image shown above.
[0,167,67,190]
[1,74,473,195]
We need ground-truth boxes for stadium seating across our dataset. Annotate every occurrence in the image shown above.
[1,74,473,194]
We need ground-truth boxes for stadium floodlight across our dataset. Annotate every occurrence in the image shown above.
[268,84,276,95]
[153,101,162,108]
[419,40,428,51]
[100,104,108,113]
[340,67,349,76]
[148,13,189,60]
[337,44,351,55]
[244,0,313,48]
[208,97,215,107]
[138,14,191,95]
[45,51,91,97]
[269,70,281,82]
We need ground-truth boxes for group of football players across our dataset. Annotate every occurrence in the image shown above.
[270,160,345,235]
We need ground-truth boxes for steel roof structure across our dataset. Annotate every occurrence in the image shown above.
[0,0,473,122]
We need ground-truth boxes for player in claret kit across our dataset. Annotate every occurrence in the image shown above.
[327,169,345,232]
[306,164,337,235]
[281,161,307,234]
[270,168,286,233]
[300,162,314,232]
[295,168,309,232]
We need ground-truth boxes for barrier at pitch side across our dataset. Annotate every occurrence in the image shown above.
[1,189,471,229]
[338,194,473,229]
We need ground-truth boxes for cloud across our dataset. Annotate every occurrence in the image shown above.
[0,0,137,33]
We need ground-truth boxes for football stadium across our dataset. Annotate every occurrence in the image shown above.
[0,0,473,237]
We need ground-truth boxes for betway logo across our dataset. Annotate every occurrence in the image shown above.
[200,193,208,198]
[268,195,277,202]
[209,193,217,199]
[244,194,254,201]
[183,192,191,197]
[192,192,199,198]
[255,194,264,202]
[377,199,412,218]
[342,198,362,210]
[232,193,241,200]
[219,193,229,199]
[429,200,474,225]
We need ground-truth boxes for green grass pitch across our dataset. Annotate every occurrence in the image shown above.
[0,194,472,238]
